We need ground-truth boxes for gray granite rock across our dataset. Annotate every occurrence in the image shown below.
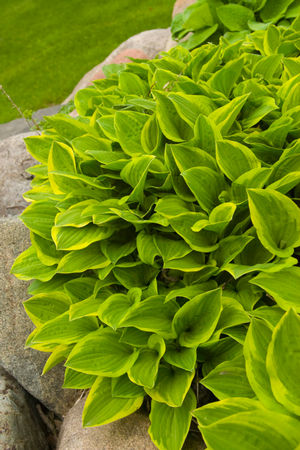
[0,105,60,140]
[0,366,48,449]
[0,216,79,417]
[0,132,36,216]
[0,130,79,416]
[57,399,206,450]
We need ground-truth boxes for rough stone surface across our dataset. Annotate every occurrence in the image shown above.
[0,366,48,449]
[0,132,37,216]
[0,216,79,416]
[0,105,60,140]
[165,34,179,52]
[57,399,206,450]
[64,28,171,102]
[172,0,196,18]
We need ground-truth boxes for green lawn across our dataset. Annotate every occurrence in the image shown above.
[0,0,174,124]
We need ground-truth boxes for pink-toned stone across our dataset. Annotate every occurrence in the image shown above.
[57,398,206,450]
[64,29,171,103]
[109,48,149,65]
[172,0,196,18]
[85,49,149,83]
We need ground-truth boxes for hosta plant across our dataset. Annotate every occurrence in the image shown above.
[171,0,300,49]
[12,16,300,450]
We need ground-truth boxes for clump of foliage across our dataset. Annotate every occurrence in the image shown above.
[171,0,300,49]
[12,13,300,450]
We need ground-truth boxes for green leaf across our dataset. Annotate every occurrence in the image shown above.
[154,235,192,263]
[113,264,158,289]
[182,2,215,30]
[101,236,136,264]
[11,246,57,282]
[63,368,96,389]
[69,295,104,320]
[149,389,196,450]
[119,328,152,347]
[267,309,300,415]
[242,96,279,128]
[224,257,297,279]
[64,277,97,303]
[155,91,193,142]
[216,297,250,331]
[155,195,193,218]
[128,335,165,388]
[165,282,218,303]
[163,345,196,372]
[196,202,237,234]
[54,201,93,228]
[251,305,285,328]
[209,94,249,136]
[145,365,195,407]
[136,231,160,266]
[198,337,243,375]
[248,188,300,257]
[119,71,148,96]
[173,289,222,347]
[217,4,255,31]
[193,397,262,427]
[244,318,284,411]
[98,293,137,329]
[31,232,62,266]
[170,213,219,252]
[48,142,77,194]
[224,275,262,311]
[201,355,255,400]
[264,25,281,55]
[252,56,282,82]
[66,328,139,376]
[210,58,244,97]
[182,167,226,213]
[181,25,219,50]
[57,244,109,273]
[20,201,59,240]
[120,155,155,204]
[24,135,54,164]
[120,296,178,339]
[170,143,218,173]
[283,83,300,113]
[194,114,217,156]
[31,312,98,345]
[83,377,143,426]
[74,87,99,116]
[168,92,215,127]
[250,267,300,312]
[164,252,206,272]
[43,344,71,374]
[216,140,260,182]
[115,111,149,155]
[199,409,300,450]
[52,223,114,251]
[97,115,118,141]
[141,114,163,154]
[23,292,70,326]
[45,114,94,139]
[260,0,294,22]
[231,168,272,204]
[111,374,144,398]
[211,235,254,268]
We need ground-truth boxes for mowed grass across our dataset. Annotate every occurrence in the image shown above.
[0,0,174,123]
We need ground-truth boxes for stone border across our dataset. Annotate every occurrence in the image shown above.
[63,28,171,103]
